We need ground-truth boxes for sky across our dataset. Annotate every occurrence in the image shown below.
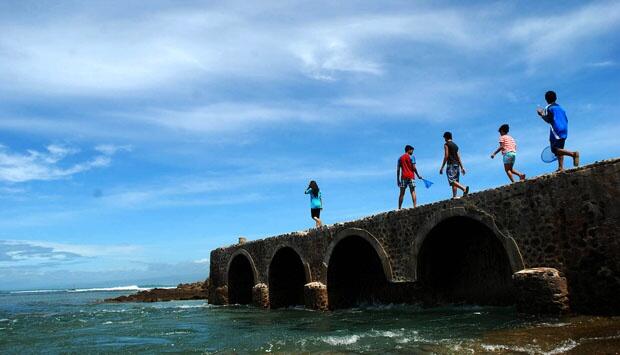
[1,0,619,291]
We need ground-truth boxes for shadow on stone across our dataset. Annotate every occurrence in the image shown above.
[228,254,254,304]
[268,247,306,308]
[327,235,389,309]
[418,216,515,306]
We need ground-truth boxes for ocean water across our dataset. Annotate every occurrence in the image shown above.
[1,288,619,354]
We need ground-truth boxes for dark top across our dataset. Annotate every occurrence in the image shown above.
[445,141,459,165]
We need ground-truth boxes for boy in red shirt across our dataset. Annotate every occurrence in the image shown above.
[397,145,423,209]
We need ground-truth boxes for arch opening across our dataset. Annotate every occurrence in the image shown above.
[418,216,514,305]
[227,254,255,305]
[327,235,389,309]
[268,247,306,308]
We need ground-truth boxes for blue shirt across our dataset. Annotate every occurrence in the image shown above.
[542,103,568,140]
[305,188,322,209]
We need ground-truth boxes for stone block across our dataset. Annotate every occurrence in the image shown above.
[513,267,570,315]
[304,282,328,311]
[252,283,270,308]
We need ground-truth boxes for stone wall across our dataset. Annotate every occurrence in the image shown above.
[208,159,620,314]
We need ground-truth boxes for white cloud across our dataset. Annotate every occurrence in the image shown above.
[508,2,620,69]
[0,143,127,183]
[125,103,320,133]
[26,240,140,258]
[0,3,494,96]
[0,2,615,141]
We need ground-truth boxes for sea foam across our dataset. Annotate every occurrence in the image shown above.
[322,335,360,345]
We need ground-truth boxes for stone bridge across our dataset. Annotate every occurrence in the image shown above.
[208,159,620,315]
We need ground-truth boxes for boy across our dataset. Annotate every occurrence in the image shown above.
[397,145,423,209]
[491,124,526,182]
[536,90,579,172]
[439,132,469,199]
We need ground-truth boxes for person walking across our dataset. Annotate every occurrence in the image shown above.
[439,132,469,199]
[397,145,423,209]
[305,180,323,228]
[536,90,579,172]
[491,124,526,182]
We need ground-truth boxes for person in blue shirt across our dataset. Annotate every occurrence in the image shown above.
[537,90,580,172]
[305,180,323,228]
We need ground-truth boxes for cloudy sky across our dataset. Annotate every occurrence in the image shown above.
[1,0,619,290]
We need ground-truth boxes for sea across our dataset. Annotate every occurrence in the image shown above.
[1,286,619,354]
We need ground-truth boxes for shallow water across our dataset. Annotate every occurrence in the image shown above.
[0,290,618,353]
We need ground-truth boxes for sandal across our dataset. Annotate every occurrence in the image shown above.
[464,186,470,196]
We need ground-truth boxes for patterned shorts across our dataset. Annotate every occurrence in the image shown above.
[446,164,460,185]
[503,151,516,165]
[399,179,415,190]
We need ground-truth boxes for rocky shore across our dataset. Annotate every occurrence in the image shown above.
[106,280,208,303]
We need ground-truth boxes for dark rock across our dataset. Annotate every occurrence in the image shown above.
[513,268,569,315]
[105,280,208,303]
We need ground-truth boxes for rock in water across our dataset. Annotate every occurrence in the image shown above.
[105,280,209,303]
[513,268,570,315]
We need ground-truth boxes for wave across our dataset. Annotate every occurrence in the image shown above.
[68,285,149,293]
[322,335,360,346]
[10,285,176,294]
[481,339,578,355]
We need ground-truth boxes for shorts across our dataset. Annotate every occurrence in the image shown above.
[446,164,460,185]
[550,138,565,155]
[503,151,516,165]
[399,179,415,190]
[311,208,321,219]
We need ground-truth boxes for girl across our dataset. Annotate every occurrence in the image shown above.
[305,180,323,228]
[491,124,526,182]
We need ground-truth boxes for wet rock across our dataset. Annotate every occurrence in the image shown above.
[106,280,209,303]
[513,268,569,315]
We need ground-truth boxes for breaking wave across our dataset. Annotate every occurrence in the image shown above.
[10,285,176,294]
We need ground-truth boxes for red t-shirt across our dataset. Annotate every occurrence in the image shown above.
[399,153,415,179]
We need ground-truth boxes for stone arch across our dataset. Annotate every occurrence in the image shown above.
[324,228,392,309]
[267,245,309,308]
[412,207,525,280]
[413,207,524,305]
[226,249,258,305]
[323,228,394,281]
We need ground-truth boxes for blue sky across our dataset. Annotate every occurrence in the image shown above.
[1,1,619,290]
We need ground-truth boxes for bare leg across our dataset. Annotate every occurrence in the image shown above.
[451,183,458,198]
[410,188,417,208]
[511,167,526,180]
[313,217,322,227]
[504,164,515,182]
[398,187,406,209]
[557,155,564,172]
[556,148,579,167]
[453,181,466,192]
